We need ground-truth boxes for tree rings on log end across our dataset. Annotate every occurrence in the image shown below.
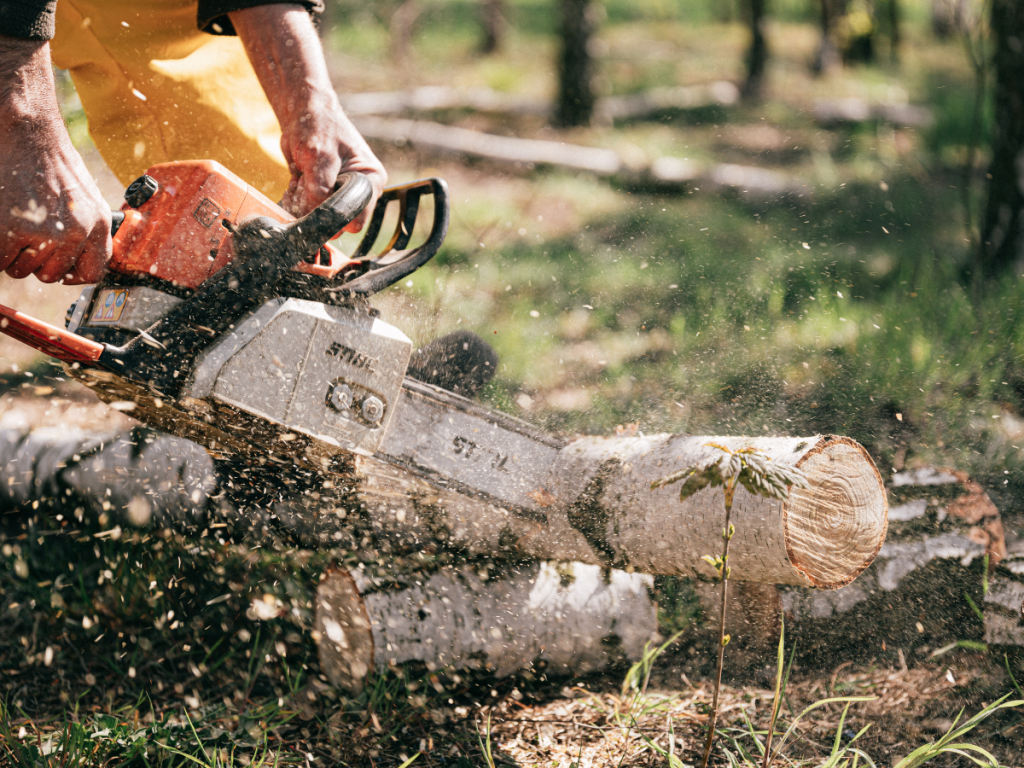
[784,436,887,589]
[314,570,374,693]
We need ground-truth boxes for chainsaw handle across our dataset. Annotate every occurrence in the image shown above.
[340,178,449,297]
[289,173,373,260]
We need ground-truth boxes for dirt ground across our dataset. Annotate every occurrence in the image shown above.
[1,378,1022,766]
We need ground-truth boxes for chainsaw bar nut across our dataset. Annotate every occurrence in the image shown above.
[124,174,159,208]
[361,396,385,423]
[328,383,354,412]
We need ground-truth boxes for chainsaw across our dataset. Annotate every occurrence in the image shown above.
[0,161,564,512]
[1,162,891,591]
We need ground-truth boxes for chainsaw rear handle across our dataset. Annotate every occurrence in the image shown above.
[342,177,449,297]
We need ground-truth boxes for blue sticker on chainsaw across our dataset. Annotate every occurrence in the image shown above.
[90,288,129,323]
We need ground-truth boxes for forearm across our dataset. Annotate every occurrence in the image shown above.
[0,35,111,283]
[0,35,63,128]
[229,4,337,130]
[229,4,385,222]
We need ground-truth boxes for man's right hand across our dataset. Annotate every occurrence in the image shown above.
[1,36,110,284]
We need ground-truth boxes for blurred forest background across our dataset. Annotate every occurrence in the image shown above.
[307,0,1024,529]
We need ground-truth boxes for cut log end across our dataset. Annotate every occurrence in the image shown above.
[314,570,374,694]
[785,436,888,589]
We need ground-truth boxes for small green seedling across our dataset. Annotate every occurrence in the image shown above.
[653,443,808,768]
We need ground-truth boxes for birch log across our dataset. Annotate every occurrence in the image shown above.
[0,426,888,589]
[349,431,887,589]
[313,561,657,693]
[984,559,1024,648]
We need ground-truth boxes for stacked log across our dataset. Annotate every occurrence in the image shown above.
[314,561,658,693]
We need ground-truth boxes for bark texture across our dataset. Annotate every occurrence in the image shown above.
[980,0,1024,277]
[984,563,1024,647]
[555,0,596,127]
[314,561,657,693]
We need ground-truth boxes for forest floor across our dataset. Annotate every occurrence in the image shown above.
[4,2,1024,765]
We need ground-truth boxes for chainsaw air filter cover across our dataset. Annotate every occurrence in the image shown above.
[184,298,412,456]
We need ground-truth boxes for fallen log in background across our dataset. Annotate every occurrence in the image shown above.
[353,116,812,199]
[812,98,934,128]
[337,82,740,122]
[314,561,657,693]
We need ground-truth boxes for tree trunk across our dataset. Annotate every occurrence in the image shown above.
[887,0,900,61]
[479,0,507,54]
[555,0,597,127]
[742,0,768,101]
[931,0,968,38]
[389,0,421,62]
[979,0,1024,278]
[814,0,842,74]
[314,561,658,693]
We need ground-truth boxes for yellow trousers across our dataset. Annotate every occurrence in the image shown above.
[51,0,290,200]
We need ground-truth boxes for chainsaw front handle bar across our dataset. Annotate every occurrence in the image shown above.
[342,177,449,297]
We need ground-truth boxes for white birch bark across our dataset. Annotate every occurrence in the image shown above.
[984,561,1024,647]
[314,561,657,693]
[353,433,888,589]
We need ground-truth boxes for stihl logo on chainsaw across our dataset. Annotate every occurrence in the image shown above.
[326,341,377,373]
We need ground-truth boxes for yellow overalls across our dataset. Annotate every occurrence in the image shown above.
[50,0,290,200]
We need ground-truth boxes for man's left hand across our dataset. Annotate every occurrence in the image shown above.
[230,4,387,231]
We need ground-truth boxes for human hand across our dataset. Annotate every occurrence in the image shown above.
[278,88,387,232]
[231,5,387,232]
[1,37,111,284]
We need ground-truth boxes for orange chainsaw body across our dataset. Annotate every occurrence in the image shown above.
[110,160,356,289]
